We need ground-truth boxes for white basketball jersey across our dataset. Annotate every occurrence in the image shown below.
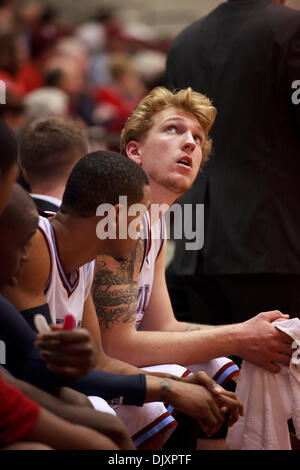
[136,211,164,329]
[38,216,95,328]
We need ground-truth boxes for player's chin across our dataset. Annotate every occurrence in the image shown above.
[8,276,19,287]
[169,180,191,196]
[12,265,24,285]
[174,173,196,192]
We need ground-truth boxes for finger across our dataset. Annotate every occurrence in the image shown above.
[199,411,222,437]
[46,364,87,379]
[276,343,294,354]
[40,350,94,366]
[228,403,241,427]
[36,340,94,354]
[262,361,281,373]
[206,398,226,426]
[217,400,240,427]
[190,372,225,395]
[273,316,290,323]
[216,389,237,399]
[216,394,243,417]
[272,353,292,367]
[37,329,90,344]
[264,311,289,322]
[220,406,229,414]
[208,383,225,395]
[276,331,294,345]
[50,324,63,331]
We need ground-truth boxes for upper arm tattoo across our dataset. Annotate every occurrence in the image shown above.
[92,238,145,330]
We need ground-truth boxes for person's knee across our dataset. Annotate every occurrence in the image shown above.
[107,414,132,445]
[57,387,93,407]
[2,442,52,450]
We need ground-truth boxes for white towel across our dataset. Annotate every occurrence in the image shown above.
[225,318,300,450]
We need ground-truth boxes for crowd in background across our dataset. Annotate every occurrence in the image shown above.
[0,0,169,151]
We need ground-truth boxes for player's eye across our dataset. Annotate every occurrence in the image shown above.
[166,125,176,133]
[194,135,202,144]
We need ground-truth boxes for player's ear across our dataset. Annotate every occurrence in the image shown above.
[114,202,127,238]
[126,141,142,165]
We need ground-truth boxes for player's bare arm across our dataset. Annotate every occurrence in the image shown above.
[2,370,135,449]
[96,233,294,372]
[144,239,294,372]
[145,374,243,436]
[2,229,50,309]
[93,238,144,331]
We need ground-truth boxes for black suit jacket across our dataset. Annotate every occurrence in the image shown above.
[166,0,300,276]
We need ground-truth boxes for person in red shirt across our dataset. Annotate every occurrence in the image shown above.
[0,370,42,449]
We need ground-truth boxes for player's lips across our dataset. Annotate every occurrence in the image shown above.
[176,155,193,170]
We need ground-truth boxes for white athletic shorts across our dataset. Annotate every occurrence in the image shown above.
[88,357,238,447]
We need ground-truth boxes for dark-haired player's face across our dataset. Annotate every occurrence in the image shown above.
[0,211,38,290]
[105,184,151,262]
[0,164,18,215]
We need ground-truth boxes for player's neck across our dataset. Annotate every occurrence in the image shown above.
[148,181,178,226]
[30,181,65,201]
[50,215,98,273]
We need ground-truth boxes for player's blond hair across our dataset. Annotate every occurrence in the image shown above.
[120,87,217,169]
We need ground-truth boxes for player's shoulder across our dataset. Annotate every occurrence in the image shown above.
[23,218,52,284]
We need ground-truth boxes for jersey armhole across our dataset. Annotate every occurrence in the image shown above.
[156,216,165,259]
[37,226,52,294]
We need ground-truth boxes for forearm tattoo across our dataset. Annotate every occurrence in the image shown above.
[185,325,202,332]
[92,238,145,330]
[160,378,172,401]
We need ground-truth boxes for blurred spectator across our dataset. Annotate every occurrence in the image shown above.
[87,125,109,152]
[24,87,69,123]
[44,55,94,125]
[0,0,18,33]
[76,21,111,86]
[55,37,90,77]
[17,5,71,95]
[94,54,146,140]
[0,0,174,154]
[131,50,166,91]
[18,1,43,33]
[0,32,26,96]
[0,90,26,133]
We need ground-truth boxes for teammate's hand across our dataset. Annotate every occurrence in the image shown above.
[236,310,294,373]
[213,390,244,427]
[179,370,225,394]
[179,371,244,426]
[164,378,227,437]
[35,326,98,378]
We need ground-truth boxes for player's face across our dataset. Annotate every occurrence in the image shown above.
[0,210,38,290]
[136,107,205,196]
[0,163,18,215]
[106,184,151,262]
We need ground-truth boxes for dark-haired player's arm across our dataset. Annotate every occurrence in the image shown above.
[2,230,97,379]
[82,292,148,375]
[0,293,242,430]
[1,370,135,450]
[2,229,50,311]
